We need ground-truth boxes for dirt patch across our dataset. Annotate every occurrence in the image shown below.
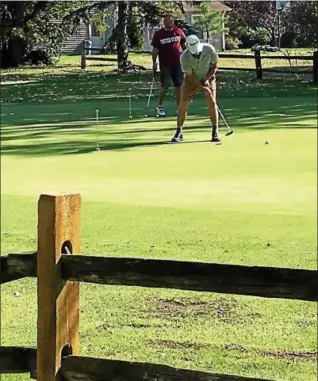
[149,340,317,363]
[225,344,317,363]
[224,343,248,352]
[98,322,166,330]
[295,320,315,328]
[149,339,211,351]
[147,297,243,321]
[257,349,317,363]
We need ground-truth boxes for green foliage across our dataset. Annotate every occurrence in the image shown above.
[225,36,241,50]
[0,1,114,68]
[174,19,199,37]
[248,27,272,45]
[285,1,318,48]
[224,0,318,48]
[193,2,227,42]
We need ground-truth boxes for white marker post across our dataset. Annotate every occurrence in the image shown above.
[129,89,132,119]
[95,109,100,151]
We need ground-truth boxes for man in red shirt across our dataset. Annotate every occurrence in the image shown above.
[151,14,187,116]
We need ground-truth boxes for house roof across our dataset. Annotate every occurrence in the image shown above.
[183,1,232,13]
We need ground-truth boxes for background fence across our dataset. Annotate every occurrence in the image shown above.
[0,193,317,381]
[80,41,318,84]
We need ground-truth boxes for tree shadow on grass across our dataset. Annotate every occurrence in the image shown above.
[1,98,316,156]
[1,137,218,157]
[1,68,317,105]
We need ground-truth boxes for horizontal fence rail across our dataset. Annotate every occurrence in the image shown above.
[0,346,276,381]
[62,255,317,301]
[0,252,36,284]
[80,42,318,83]
[0,347,36,377]
[1,253,317,301]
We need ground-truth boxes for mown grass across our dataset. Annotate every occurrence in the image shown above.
[0,53,317,381]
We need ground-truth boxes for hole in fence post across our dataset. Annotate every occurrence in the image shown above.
[61,344,73,358]
[61,241,73,255]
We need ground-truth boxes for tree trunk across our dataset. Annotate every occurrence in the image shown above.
[117,1,129,73]
[0,36,27,68]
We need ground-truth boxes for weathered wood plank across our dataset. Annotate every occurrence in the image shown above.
[37,194,81,381]
[61,355,275,381]
[219,67,256,72]
[218,54,312,60]
[219,54,255,59]
[0,253,37,284]
[258,55,313,60]
[262,68,311,74]
[0,346,36,375]
[85,56,117,62]
[62,255,317,301]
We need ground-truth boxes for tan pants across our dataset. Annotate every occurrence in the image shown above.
[177,76,218,128]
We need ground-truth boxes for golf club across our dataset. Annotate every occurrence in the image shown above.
[95,109,100,151]
[146,76,155,108]
[217,105,233,136]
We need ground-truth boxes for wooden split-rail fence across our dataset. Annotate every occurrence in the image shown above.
[0,193,316,381]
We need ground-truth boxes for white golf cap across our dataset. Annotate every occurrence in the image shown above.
[186,35,203,55]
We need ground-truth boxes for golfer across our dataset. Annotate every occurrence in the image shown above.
[151,14,187,117]
[171,35,220,143]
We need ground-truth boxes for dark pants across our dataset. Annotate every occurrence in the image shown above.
[160,65,183,88]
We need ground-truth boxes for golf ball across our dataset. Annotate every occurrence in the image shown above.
[265,140,270,144]
[144,114,148,117]
[156,115,160,118]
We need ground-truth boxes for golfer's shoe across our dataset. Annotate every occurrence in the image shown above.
[211,126,221,143]
[155,105,166,117]
[211,135,221,143]
[171,130,183,143]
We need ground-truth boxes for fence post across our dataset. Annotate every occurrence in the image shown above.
[37,193,81,381]
[254,50,263,80]
[81,41,86,70]
[313,51,318,85]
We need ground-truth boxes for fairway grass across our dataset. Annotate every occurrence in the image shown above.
[1,82,317,381]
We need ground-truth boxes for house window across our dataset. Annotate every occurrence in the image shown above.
[91,24,101,37]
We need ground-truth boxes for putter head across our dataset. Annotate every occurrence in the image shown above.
[225,130,234,136]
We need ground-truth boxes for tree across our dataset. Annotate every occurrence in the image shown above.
[192,2,227,42]
[0,1,50,67]
[224,0,317,49]
[116,1,129,72]
[110,0,185,72]
[224,1,278,47]
[0,1,113,68]
[0,0,188,71]
[285,1,318,48]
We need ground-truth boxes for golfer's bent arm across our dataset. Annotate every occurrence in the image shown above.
[205,60,218,81]
[186,72,203,88]
[181,60,203,88]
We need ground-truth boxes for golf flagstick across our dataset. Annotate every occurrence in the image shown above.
[95,109,100,151]
[129,88,132,118]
